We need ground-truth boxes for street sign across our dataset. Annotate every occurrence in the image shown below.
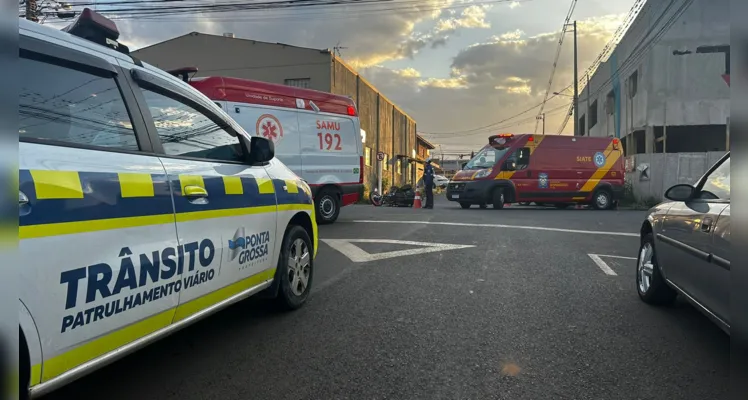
[376,151,385,161]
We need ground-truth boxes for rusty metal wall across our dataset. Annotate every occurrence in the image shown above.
[358,80,379,187]
[331,56,418,189]
[331,59,358,104]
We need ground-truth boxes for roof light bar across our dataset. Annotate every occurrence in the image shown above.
[167,67,199,83]
[62,8,129,55]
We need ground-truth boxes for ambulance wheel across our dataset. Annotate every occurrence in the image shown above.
[492,189,505,209]
[592,189,613,210]
[275,225,314,311]
[315,188,340,225]
[460,202,471,209]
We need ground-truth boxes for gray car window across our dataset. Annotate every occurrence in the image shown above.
[699,157,730,200]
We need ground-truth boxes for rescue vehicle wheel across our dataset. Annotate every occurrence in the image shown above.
[275,225,314,310]
[637,233,676,305]
[459,202,471,209]
[315,188,340,225]
[492,189,505,209]
[592,189,613,210]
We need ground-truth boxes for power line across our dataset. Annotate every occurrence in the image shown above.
[556,0,650,133]
[420,85,572,136]
[558,0,694,134]
[424,102,571,139]
[40,0,530,22]
[533,0,576,134]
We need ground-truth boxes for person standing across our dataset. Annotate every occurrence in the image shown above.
[423,158,435,209]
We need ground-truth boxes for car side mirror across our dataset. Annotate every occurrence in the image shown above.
[241,135,274,165]
[664,184,695,201]
[503,160,516,171]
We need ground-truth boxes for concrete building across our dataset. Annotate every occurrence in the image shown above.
[577,0,729,155]
[131,32,418,189]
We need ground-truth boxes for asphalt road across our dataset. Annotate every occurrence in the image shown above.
[42,195,729,400]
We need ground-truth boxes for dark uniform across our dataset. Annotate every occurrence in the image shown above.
[423,160,435,209]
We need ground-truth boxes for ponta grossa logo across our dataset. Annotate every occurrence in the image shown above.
[228,228,271,266]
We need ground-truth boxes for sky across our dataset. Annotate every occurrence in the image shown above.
[50,0,637,157]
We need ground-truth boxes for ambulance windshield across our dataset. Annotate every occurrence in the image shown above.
[464,146,510,170]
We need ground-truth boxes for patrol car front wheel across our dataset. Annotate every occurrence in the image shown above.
[275,225,314,310]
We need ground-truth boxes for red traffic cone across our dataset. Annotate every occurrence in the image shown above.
[413,189,422,208]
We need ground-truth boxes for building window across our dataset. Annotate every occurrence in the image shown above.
[284,78,311,88]
[605,90,615,115]
[589,100,598,128]
[628,70,638,98]
[365,147,372,166]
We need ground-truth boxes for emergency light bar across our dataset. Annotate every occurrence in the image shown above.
[488,133,513,146]
[167,67,199,83]
[62,8,130,55]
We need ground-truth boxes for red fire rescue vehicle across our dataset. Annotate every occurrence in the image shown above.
[446,133,625,210]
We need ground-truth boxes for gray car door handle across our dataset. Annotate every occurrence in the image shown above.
[19,191,29,205]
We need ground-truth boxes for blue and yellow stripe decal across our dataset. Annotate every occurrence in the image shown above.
[19,170,313,239]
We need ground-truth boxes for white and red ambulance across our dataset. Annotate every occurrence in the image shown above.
[175,71,364,224]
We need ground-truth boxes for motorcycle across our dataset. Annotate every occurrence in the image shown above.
[370,185,416,207]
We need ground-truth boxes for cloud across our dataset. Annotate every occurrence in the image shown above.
[111,0,498,69]
[358,14,626,149]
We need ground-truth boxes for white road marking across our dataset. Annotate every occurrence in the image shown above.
[321,238,476,263]
[351,220,638,237]
[594,254,637,260]
[588,254,618,276]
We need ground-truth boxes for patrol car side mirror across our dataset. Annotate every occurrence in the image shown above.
[242,136,274,165]
[503,160,516,171]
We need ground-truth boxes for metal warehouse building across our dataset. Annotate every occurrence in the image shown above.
[131,32,418,191]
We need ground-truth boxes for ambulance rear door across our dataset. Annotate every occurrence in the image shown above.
[297,109,361,185]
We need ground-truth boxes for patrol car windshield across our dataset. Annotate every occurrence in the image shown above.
[464,146,510,170]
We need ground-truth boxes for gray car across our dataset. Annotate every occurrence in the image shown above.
[637,152,730,334]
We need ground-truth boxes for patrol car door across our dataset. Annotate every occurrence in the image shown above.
[19,42,180,383]
[127,67,278,323]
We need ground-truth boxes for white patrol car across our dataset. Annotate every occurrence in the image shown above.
[19,9,317,398]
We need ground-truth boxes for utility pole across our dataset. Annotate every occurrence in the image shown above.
[572,20,579,136]
[586,72,590,136]
[25,0,38,22]
[536,114,545,135]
